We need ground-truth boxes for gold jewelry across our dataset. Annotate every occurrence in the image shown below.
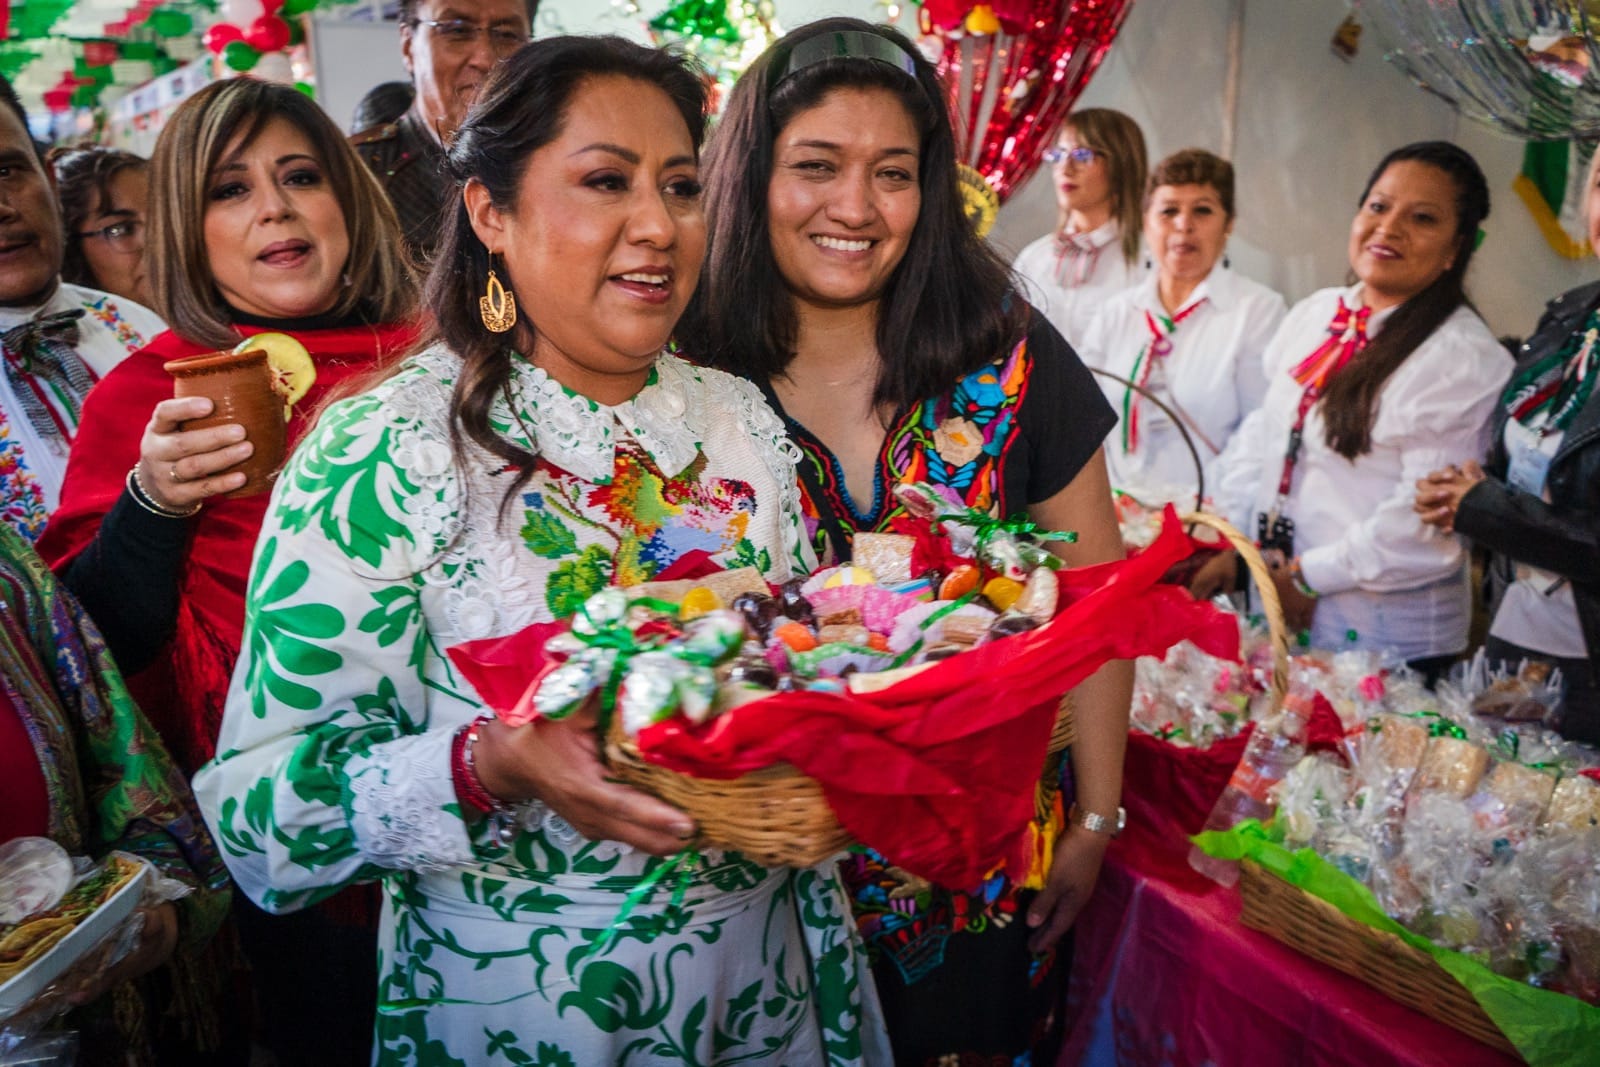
[127,466,201,519]
[479,266,517,334]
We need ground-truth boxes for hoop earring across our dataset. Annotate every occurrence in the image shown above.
[480,265,517,334]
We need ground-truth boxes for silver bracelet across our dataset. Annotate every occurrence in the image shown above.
[126,465,201,519]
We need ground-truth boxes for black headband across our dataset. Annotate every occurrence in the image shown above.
[772,30,922,91]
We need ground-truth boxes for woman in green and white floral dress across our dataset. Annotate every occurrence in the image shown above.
[192,37,889,1066]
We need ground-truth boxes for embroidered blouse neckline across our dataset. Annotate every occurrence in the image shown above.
[494,352,703,485]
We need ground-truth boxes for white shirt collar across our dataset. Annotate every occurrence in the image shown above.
[1058,217,1121,253]
[1341,282,1402,334]
[1134,264,1238,319]
[0,282,70,330]
[493,350,705,485]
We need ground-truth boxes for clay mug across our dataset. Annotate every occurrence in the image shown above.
[163,349,287,500]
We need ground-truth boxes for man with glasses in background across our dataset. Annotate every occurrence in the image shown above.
[0,78,162,542]
[352,0,537,259]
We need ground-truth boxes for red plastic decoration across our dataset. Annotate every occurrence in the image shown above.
[926,0,1135,204]
[82,41,118,67]
[43,88,73,114]
[259,0,286,12]
[203,22,244,54]
[245,14,291,53]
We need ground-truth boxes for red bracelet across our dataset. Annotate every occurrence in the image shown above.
[451,716,513,817]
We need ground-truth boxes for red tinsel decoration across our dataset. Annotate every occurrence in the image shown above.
[923,0,1135,204]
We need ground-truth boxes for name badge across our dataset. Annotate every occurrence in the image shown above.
[1506,435,1554,497]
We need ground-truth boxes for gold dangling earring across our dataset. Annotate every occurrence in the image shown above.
[479,264,517,334]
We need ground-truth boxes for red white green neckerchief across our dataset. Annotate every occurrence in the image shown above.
[1273,297,1372,504]
[1121,297,1208,452]
[1051,226,1115,287]
[1503,309,1599,438]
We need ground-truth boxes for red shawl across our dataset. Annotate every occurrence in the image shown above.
[39,322,421,775]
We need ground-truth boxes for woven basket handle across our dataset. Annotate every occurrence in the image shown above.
[1181,511,1290,716]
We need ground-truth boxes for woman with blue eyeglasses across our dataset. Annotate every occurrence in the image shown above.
[1013,108,1148,347]
[50,146,152,308]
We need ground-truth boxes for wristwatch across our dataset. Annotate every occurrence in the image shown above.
[1068,803,1126,838]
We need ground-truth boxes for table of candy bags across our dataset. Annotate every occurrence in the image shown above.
[450,484,1238,888]
[1142,612,1600,1006]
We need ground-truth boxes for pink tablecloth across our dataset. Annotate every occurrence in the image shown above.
[1057,733,1522,1067]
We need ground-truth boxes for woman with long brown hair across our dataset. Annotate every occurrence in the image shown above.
[1012,107,1148,346]
[40,76,418,1064]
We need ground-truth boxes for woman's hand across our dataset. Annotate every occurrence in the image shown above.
[473,708,697,857]
[1026,825,1109,953]
[136,397,252,511]
[63,902,180,1009]
[1188,548,1240,600]
[1263,549,1317,633]
[1414,461,1487,533]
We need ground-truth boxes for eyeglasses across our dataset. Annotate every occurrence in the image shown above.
[1042,146,1101,167]
[77,218,143,253]
[410,18,529,55]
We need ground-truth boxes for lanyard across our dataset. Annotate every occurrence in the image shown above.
[1272,298,1370,512]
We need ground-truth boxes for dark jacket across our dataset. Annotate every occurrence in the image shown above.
[350,107,446,261]
[1456,279,1600,681]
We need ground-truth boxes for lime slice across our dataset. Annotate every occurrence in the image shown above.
[235,332,315,411]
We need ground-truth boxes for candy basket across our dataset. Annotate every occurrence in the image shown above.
[604,695,1077,868]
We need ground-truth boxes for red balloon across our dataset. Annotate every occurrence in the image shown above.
[203,22,244,55]
[259,0,286,13]
[245,14,291,53]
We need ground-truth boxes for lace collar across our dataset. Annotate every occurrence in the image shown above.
[492,351,705,485]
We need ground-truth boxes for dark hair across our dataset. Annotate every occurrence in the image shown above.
[399,0,540,29]
[688,17,1022,413]
[1322,140,1489,459]
[0,76,40,161]
[1146,147,1233,219]
[428,35,707,504]
[1063,108,1146,265]
[351,81,415,133]
[48,146,148,289]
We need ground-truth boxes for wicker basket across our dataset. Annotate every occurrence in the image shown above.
[604,677,1079,868]
[1238,860,1519,1056]
[1180,511,1290,714]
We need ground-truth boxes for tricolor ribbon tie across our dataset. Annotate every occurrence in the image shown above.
[1290,297,1371,392]
[1122,298,1206,453]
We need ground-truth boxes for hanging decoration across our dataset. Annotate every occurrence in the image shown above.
[913,0,1135,206]
[1356,0,1600,141]
[644,0,782,102]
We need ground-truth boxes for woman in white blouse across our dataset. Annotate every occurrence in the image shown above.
[1196,142,1509,679]
[1013,108,1147,346]
[1078,149,1285,507]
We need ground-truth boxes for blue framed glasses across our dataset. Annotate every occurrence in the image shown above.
[1042,146,1101,167]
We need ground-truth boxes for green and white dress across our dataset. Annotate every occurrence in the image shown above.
[193,346,890,1066]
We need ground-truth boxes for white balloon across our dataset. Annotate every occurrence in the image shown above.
[253,52,294,84]
[218,0,263,28]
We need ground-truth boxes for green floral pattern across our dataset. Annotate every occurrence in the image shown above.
[194,348,887,1064]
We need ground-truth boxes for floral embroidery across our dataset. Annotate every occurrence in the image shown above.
[782,334,1060,984]
[0,409,47,541]
[83,294,150,353]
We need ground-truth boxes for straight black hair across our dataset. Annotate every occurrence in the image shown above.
[1324,140,1490,459]
[686,17,1023,411]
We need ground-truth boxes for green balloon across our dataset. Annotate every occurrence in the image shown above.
[286,19,304,46]
[222,40,260,72]
[282,0,319,15]
[294,80,315,98]
[149,9,193,37]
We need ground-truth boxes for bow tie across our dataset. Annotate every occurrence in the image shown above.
[2,308,95,444]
